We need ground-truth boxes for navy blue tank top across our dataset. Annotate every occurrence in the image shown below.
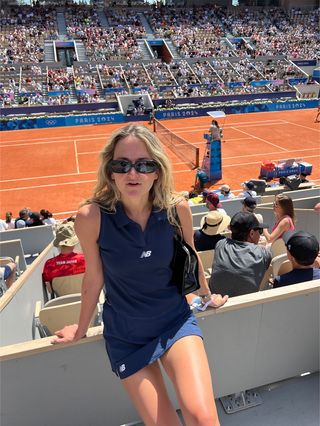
[98,203,191,345]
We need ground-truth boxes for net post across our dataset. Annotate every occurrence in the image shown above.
[153,118,156,133]
[195,148,200,169]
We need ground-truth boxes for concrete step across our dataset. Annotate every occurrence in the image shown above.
[57,11,67,36]
[98,10,109,28]
[74,41,87,61]
[44,41,55,63]
[138,12,155,39]
[164,39,181,59]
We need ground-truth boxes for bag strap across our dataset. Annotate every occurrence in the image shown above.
[172,205,184,240]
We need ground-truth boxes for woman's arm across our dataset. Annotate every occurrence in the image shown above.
[175,199,228,308]
[263,217,291,243]
[52,203,104,343]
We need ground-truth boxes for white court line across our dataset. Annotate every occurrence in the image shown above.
[74,140,80,174]
[2,153,319,191]
[0,119,287,145]
[0,179,97,192]
[220,154,319,168]
[286,122,320,133]
[0,136,106,148]
[232,126,289,152]
[1,147,318,185]
[0,170,96,183]
[223,147,319,161]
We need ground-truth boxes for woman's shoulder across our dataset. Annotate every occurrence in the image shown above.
[76,203,101,225]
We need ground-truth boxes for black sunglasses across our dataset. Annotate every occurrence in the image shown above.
[108,159,158,174]
[253,228,264,235]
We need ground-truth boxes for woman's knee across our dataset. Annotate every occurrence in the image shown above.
[186,409,220,426]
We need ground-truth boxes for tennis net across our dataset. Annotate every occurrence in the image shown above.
[153,119,199,170]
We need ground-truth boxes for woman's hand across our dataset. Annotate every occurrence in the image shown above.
[209,293,228,308]
[51,324,81,344]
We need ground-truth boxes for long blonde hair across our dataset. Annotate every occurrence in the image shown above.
[86,124,182,223]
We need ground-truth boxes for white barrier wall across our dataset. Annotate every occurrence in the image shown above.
[0,243,56,346]
[1,281,319,426]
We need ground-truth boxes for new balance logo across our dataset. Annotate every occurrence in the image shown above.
[140,250,152,258]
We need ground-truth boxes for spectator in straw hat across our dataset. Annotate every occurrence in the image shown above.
[194,211,231,251]
[42,223,85,294]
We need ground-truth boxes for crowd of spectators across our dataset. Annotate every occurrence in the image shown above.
[186,185,320,299]
[0,5,57,64]
[65,6,144,62]
[0,4,318,109]
[219,7,319,60]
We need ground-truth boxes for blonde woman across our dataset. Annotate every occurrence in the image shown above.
[52,124,227,426]
[263,194,295,243]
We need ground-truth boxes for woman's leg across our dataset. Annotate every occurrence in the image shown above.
[161,335,220,426]
[121,361,181,426]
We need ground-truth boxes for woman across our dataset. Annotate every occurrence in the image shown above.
[209,119,221,141]
[263,194,295,243]
[40,209,57,226]
[52,124,228,426]
[5,211,15,229]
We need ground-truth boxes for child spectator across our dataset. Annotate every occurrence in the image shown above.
[273,231,320,288]
[5,212,15,229]
[42,223,85,294]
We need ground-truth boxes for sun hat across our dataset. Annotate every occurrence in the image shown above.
[220,184,230,193]
[200,211,231,235]
[53,223,79,247]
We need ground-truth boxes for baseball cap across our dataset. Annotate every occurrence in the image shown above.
[54,223,79,247]
[230,212,268,233]
[220,184,230,193]
[206,192,222,208]
[244,181,254,190]
[284,231,319,264]
[242,196,257,209]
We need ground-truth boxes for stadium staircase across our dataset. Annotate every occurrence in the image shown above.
[163,39,181,59]
[137,39,154,60]
[57,11,67,36]
[97,10,109,28]
[44,41,56,63]
[67,67,78,103]
[242,36,256,51]
[74,41,88,61]
[138,13,155,39]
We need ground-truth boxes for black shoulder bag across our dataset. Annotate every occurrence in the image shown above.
[170,209,201,296]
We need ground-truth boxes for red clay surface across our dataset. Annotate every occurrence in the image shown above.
[1,108,319,219]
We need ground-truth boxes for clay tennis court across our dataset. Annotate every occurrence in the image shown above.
[1,108,319,219]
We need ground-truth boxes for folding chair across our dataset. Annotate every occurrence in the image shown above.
[271,239,287,258]
[271,253,289,278]
[34,293,100,338]
[51,273,84,297]
[198,250,215,278]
